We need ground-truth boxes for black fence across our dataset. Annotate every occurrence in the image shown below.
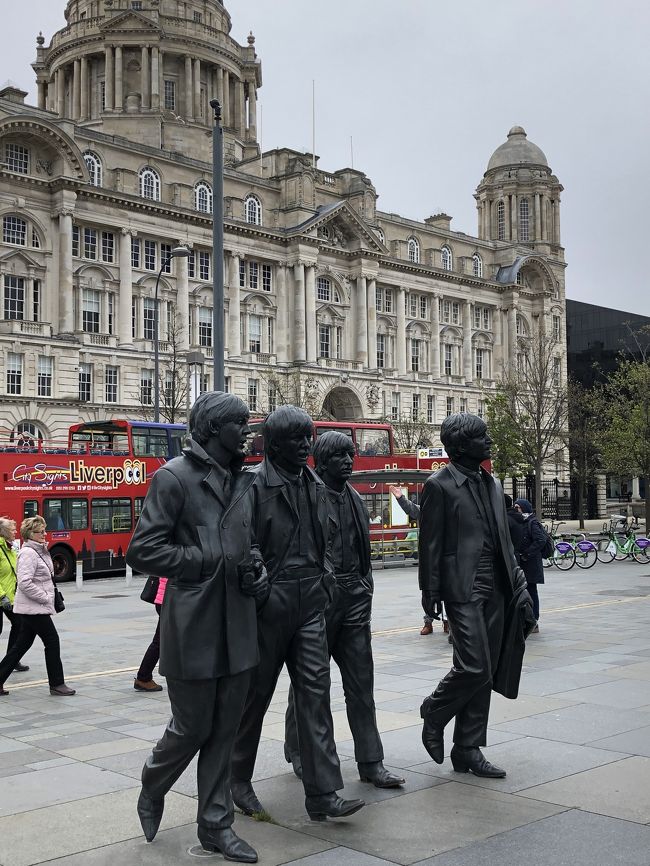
[511,476,598,521]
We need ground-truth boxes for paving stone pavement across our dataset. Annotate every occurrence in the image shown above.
[0,560,649,865]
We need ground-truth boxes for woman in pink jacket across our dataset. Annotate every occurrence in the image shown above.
[0,516,75,696]
[133,576,168,692]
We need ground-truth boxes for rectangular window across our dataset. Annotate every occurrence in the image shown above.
[33,280,40,322]
[377,333,385,368]
[239,260,246,288]
[224,376,230,393]
[419,296,427,319]
[375,286,383,312]
[248,260,259,290]
[262,264,272,292]
[6,353,22,395]
[107,293,114,335]
[199,251,210,281]
[451,301,460,325]
[318,324,331,358]
[44,498,87,531]
[187,250,195,278]
[158,243,171,274]
[143,298,156,340]
[409,294,417,318]
[193,10,202,22]
[198,307,212,347]
[3,215,27,246]
[71,224,80,256]
[475,348,484,380]
[483,307,491,330]
[140,369,153,405]
[268,383,277,412]
[164,80,176,111]
[84,227,97,260]
[248,315,262,353]
[446,396,454,417]
[336,326,342,359]
[444,344,453,376]
[101,231,114,263]
[385,289,393,313]
[411,338,421,372]
[144,239,156,271]
[460,398,468,413]
[105,366,118,403]
[553,357,561,387]
[37,356,53,397]
[3,275,24,320]
[166,300,174,342]
[317,277,330,302]
[411,393,420,420]
[100,80,106,112]
[131,297,137,339]
[441,299,450,323]
[477,399,485,420]
[474,306,481,330]
[267,317,275,354]
[247,379,258,412]
[553,315,561,341]
[131,0,143,8]
[5,143,29,174]
[82,289,101,333]
[390,391,400,422]
[131,237,140,268]
[91,498,132,534]
[79,363,92,402]
[427,394,435,424]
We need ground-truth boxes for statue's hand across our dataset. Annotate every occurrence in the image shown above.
[422,591,442,620]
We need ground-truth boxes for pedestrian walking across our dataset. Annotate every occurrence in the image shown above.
[134,576,168,692]
[0,518,29,672]
[504,494,526,558]
[514,498,545,633]
[0,516,75,697]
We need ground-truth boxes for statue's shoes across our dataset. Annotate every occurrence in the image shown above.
[358,761,405,788]
[305,792,365,821]
[231,780,265,816]
[137,790,164,842]
[198,826,258,863]
[450,746,506,778]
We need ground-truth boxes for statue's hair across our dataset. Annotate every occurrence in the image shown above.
[440,413,487,460]
[313,431,355,476]
[263,405,313,455]
[190,391,249,445]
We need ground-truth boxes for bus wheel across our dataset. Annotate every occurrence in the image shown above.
[51,547,75,583]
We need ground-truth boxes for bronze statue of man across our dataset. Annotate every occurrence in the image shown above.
[418,413,532,778]
[126,392,267,863]
[284,431,404,789]
[231,406,365,822]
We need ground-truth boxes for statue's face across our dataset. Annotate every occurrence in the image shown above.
[322,448,354,484]
[216,417,251,460]
[461,429,492,463]
[271,428,312,472]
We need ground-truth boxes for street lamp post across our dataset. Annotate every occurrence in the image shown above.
[154,245,191,423]
[210,98,225,391]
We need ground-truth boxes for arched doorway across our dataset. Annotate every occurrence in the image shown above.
[322,386,363,421]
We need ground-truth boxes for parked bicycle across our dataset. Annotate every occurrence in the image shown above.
[596,515,650,564]
[542,521,576,571]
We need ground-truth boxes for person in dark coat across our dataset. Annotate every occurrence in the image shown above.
[126,392,267,863]
[514,498,545,632]
[504,494,526,561]
[231,406,364,823]
[418,413,531,779]
[284,432,404,789]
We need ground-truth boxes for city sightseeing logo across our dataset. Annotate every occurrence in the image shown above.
[11,459,147,489]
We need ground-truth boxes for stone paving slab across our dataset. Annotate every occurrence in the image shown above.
[586,723,650,757]
[550,677,650,709]
[492,701,650,744]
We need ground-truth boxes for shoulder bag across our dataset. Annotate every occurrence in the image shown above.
[140,575,159,604]
[33,547,65,613]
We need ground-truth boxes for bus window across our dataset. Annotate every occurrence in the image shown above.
[92,498,132,533]
[112,433,129,454]
[132,429,169,457]
[170,429,186,457]
[23,500,38,519]
[315,426,353,440]
[248,422,265,457]
[357,429,390,457]
[134,497,146,523]
[44,499,89,531]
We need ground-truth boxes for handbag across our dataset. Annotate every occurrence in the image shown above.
[53,586,65,613]
[140,575,159,604]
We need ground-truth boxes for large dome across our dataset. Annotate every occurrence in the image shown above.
[487,126,548,171]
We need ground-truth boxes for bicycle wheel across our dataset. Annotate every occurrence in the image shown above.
[596,538,615,563]
[574,540,598,569]
[613,536,629,561]
[553,542,576,570]
[543,556,554,568]
[632,538,650,564]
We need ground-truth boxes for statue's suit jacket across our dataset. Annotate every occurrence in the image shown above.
[126,439,259,680]
[418,462,524,603]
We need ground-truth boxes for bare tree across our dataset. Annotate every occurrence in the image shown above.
[566,377,604,528]
[134,304,189,424]
[386,413,434,453]
[255,368,324,417]
[489,329,568,516]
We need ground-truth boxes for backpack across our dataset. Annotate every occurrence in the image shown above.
[537,520,555,559]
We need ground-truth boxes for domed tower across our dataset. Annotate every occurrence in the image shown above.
[31,0,261,162]
[475,126,563,252]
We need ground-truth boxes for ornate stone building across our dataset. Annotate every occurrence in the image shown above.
[0,0,567,445]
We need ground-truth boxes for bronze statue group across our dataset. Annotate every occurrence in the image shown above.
[127,393,536,863]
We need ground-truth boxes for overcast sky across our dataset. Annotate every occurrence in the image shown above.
[4,1,649,314]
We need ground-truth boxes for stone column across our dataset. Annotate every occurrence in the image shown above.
[58,211,74,333]
[217,67,224,111]
[275,265,288,363]
[228,253,241,358]
[396,287,407,375]
[305,265,317,363]
[105,47,114,110]
[463,300,473,383]
[430,292,440,378]
[141,46,150,110]
[236,79,245,135]
[72,59,81,119]
[118,229,133,346]
[176,252,189,351]
[151,48,161,111]
[248,83,257,140]
[493,304,504,371]
[193,59,201,120]
[553,199,561,244]
[223,70,230,126]
[37,81,46,110]
[534,193,541,242]
[367,278,377,369]
[507,305,518,366]
[510,194,518,242]
[80,57,89,120]
[56,68,65,116]
[115,46,123,110]
[185,56,193,120]
[355,275,368,366]
[293,263,306,362]
[541,196,548,241]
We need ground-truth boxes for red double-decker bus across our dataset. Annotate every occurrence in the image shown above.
[0,420,186,581]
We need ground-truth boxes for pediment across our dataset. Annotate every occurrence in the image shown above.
[288,201,387,254]
[100,11,163,35]
[0,249,42,269]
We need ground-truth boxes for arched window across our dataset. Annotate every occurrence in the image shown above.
[83,151,102,187]
[376,227,385,245]
[139,166,161,201]
[244,194,262,225]
[516,314,529,337]
[2,214,42,249]
[472,253,483,278]
[194,181,213,214]
[441,245,452,271]
[10,421,45,448]
[497,201,505,241]
[519,197,529,242]
[407,237,420,263]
